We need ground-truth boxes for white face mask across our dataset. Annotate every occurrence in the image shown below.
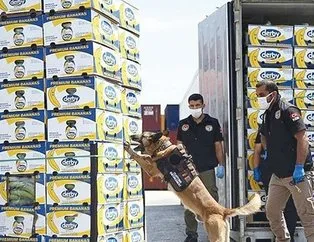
[190,108,203,119]
[257,92,274,110]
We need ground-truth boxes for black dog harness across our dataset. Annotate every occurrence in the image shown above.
[154,142,198,192]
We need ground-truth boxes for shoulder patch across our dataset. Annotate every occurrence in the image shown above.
[290,112,300,122]
[205,125,213,132]
[182,124,189,131]
[275,110,281,119]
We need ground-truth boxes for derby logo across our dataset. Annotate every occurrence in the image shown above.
[261,29,281,38]
[128,176,138,188]
[106,116,117,130]
[105,147,118,160]
[105,86,116,100]
[130,204,140,217]
[260,51,281,60]
[260,71,281,80]
[105,177,118,191]
[105,207,118,221]
[101,20,113,35]
[129,121,138,133]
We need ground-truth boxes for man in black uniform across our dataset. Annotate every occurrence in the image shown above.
[254,131,298,242]
[255,81,314,241]
[177,93,225,242]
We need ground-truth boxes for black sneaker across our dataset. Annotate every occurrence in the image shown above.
[184,234,198,242]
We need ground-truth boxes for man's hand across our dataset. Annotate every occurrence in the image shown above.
[253,167,262,182]
[216,165,224,179]
[293,164,305,184]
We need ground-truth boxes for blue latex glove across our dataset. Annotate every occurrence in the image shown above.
[216,165,224,179]
[253,167,262,182]
[293,164,305,184]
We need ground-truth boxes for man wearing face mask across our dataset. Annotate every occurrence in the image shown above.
[177,93,225,242]
[256,81,314,242]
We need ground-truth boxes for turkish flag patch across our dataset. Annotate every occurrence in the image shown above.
[290,113,300,122]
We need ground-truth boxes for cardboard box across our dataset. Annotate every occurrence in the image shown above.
[307,131,314,148]
[126,228,144,242]
[119,29,139,63]
[97,203,124,234]
[0,206,35,238]
[124,200,144,229]
[46,174,91,205]
[0,0,42,14]
[98,232,125,242]
[45,42,121,81]
[0,142,45,174]
[121,58,141,90]
[47,76,121,112]
[121,88,141,118]
[0,79,44,112]
[0,15,43,49]
[44,9,119,51]
[47,109,123,142]
[294,89,314,110]
[247,25,293,46]
[124,173,142,200]
[97,142,124,173]
[294,69,314,89]
[295,25,314,47]
[246,108,265,130]
[0,174,45,205]
[247,67,293,88]
[97,173,124,204]
[247,47,293,68]
[123,116,142,145]
[0,48,44,82]
[119,1,140,36]
[43,0,120,23]
[294,47,314,69]
[46,205,91,237]
[302,110,314,128]
[0,110,45,143]
[46,142,91,174]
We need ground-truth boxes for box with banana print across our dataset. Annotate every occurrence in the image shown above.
[121,58,141,90]
[98,232,126,242]
[46,76,121,112]
[0,14,43,49]
[294,89,314,110]
[0,0,42,14]
[97,142,124,173]
[46,205,91,238]
[124,199,144,229]
[294,69,314,89]
[97,173,124,204]
[119,28,140,63]
[0,174,45,206]
[124,172,143,200]
[97,202,124,234]
[302,110,314,128]
[46,174,91,205]
[126,228,145,242]
[46,142,91,174]
[123,116,142,145]
[0,48,44,82]
[119,1,140,36]
[121,88,141,118]
[246,108,265,130]
[294,25,314,47]
[43,9,119,51]
[294,47,314,69]
[0,142,45,175]
[0,79,45,112]
[45,42,121,81]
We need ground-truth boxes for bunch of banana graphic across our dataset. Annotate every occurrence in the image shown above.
[47,212,59,234]
[47,182,61,204]
[248,69,260,87]
[248,109,259,130]
[248,90,260,109]
[249,27,261,45]
[48,86,61,108]
[248,48,260,67]
[295,49,307,68]
[294,69,307,88]
[248,173,263,191]
[295,27,307,46]
[295,90,306,109]
[248,130,258,150]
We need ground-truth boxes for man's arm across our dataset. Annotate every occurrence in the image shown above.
[295,130,309,166]
[215,141,224,165]
[253,143,263,168]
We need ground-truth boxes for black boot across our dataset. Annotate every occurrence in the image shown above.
[184,233,198,242]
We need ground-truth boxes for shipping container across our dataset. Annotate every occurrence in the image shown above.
[141,105,161,132]
[164,104,180,131]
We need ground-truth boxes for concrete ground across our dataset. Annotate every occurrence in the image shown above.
[144,191,208,242]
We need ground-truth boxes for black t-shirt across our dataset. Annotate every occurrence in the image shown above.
[260,98,311,177]
[177,114,223,172]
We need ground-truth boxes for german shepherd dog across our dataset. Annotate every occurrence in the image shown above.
[124,131,261,242]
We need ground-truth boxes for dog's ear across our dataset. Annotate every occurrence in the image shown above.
[151,132,163,143]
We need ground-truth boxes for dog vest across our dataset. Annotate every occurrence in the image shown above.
[155,147,198,192]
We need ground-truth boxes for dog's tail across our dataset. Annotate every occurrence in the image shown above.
[224,193,261,219]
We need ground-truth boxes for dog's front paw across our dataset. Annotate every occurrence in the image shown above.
[123,141,131,150]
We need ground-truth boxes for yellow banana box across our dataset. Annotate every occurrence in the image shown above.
[246,88,294,109]
[0,174,45,205]
[98,232,126,242]
[247,47,293,68]
[248,190,267,212]
[0,142,45,174]
[121,58,141,90]
[46,205,91,237]
[0,110,45,143]
[301,110,314,128]
[294,47,314,69]
[97,203,124,234]
[294,25,314,47]
[46,142,91,174]
[248,25,293,47]
[124,173,143,200]
[247,150,254,171]
[247,170,263,192]
[124,200,144,229]
[0,48,44,82]
[121,88,141,118]
[124,159,141,173]
[0,79,45,112]
[46,41,121,81]
[246,108,265,130]
[0,0,41,14]
[44,9,119,51]
[0,206,35,238]
[119,1,140,36]
[47,109,123,142]
[46,174,91,205]
[0,15,43,49]
[294,69,314,89]
[43,0,120,23]
[294,89,314,110]
[247,67,293,88]
[97,142,124,173]
[126,228,145,242]
[97,173,124,204]
[123,116,142,145]
[47,76,122,112]
[119,28,140,63]
[306,131,314,148]
[246,129,258,150]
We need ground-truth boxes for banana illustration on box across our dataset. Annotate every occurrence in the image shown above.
[306,131,314,148]
[294,89,314,109]
[302,110,314,128]
[248,170,263,192]
[247,129,258,150]
[294,69,314,88]
[247,150,255,170]
[294,47,314,69]
[247,108,265,130]
[295,26,314,46]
